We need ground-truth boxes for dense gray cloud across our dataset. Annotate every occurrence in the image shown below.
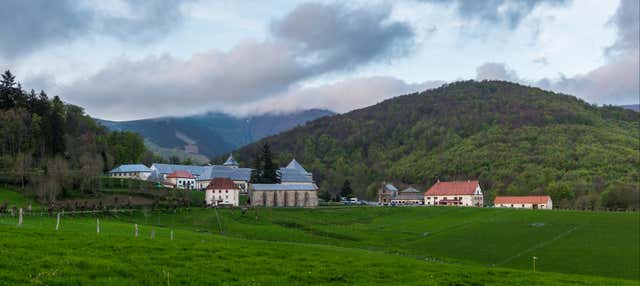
[237,77,445,116]
[424,0,567,28]
[475,62,519,82]
[62,3,416,120]
[0,0,188,58]
[271,3,414,71]
[474,0,639,105]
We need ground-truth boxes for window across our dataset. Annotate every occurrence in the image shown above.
[522,204,525,207]
[225,190,228,193]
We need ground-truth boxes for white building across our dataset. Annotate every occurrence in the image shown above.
[205,177,240,207]
[424,180,483,207]
[108,164,152,180]
[494,196,553,209]
[165,170,196,190]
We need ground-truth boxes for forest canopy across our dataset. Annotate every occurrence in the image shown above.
[0,70,158,202]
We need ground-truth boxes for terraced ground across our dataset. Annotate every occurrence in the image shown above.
[0,202,637,285]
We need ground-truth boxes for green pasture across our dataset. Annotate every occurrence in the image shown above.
[0,213,636,285]
[116,206,640,280]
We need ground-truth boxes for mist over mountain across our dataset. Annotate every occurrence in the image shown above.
[97,109,334,160]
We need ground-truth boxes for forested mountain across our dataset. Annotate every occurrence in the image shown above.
[0,70,155,202]
[98,109,334,159]
[234,80,639,209]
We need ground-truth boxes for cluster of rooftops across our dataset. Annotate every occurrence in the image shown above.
[108,155,315,186]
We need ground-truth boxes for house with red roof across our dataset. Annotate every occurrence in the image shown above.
[205,177,241,207]
[424,180,483,207]
[494,196,552,209]
[164,170,196,190]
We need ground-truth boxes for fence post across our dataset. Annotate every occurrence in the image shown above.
[97,218,100,234]
[170,229,174,241]
[17,208,23,227]
[56,212,61,230]
[135,223,139,237]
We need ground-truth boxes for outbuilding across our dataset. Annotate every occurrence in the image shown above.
[494,196,553,209]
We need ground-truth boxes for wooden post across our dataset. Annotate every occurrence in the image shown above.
[55,213,61,230]
[533,256,538,272]
[96,218,100,234]
[17,208,23,227]
[135,224,139,237]
[170,229,174,241]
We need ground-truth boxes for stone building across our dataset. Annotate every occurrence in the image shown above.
[377,183,399,205]
[249,183,318,207]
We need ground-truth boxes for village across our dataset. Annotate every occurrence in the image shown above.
[108,154,553,210]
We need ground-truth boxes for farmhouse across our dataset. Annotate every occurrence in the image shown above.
[424,180,483,207]
[205,177,240,207]
[108,164,152,180]
[249,159,319,207]
[377,183,399,205]
[391,187,424,205]
[494,196,553,209]
[165,170,196,190]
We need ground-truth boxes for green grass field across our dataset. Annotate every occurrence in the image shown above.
[0,199,638,285]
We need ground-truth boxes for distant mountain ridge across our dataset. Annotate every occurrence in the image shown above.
[619,104,639,112]
[97,109,334,159]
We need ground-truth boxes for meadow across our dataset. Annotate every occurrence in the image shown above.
[0,198,638,285]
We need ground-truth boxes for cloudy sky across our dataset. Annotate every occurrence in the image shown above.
[1,0,637,120]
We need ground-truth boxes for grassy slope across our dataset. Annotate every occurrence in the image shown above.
[0,214,635,286]
[111,207,640,280]
[0,187,40,208]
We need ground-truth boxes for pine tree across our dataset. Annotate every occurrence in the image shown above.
[261,143,279,183]
[0,70,16,88]
[250,153,262,183]
[47,96,66,156]
[340,179,353,198]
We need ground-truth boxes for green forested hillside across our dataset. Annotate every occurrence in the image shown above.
[235,81,639,209]
[0,70,158,203]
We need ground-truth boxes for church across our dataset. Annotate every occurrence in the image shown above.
[249,159,319,208]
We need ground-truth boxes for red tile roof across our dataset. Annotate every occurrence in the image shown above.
[206,177,238,189]
[494,196,551,205]
[166,170,195,179]
[424,181,479,196]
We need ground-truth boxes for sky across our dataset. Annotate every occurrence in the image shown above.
[0,0,637,120]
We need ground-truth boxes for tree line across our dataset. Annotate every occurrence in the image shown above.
[0,70,160,202]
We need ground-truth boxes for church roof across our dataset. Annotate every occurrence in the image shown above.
[279,158,313,183]
[223,154,239,166]
[286,159,308,173]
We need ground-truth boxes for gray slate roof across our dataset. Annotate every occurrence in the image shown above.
[199,166,251,181]
[279,159,313,183]
[400,187,419,193]
[385,184,398,192]
[148,163,250,182]
[223,154,239,166]
[109,164,152,173]
[251,183,318,191]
